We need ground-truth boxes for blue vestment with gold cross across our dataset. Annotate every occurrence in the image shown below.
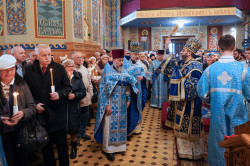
[197,56,250,166]
[162,57,204,141]
[94,60,137,145]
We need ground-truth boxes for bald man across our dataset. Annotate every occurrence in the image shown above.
[12,46,26,77]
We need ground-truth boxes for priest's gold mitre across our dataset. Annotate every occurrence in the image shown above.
[184,38,202,54]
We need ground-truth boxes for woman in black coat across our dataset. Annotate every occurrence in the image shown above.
[62,59,86,159]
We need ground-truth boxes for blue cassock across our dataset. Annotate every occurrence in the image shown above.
[94,60,137,144]
[197,57,250,166]
[146,59,168,108]
[0,136,7,166]
[157,55,204,140]
[125,58,148,135]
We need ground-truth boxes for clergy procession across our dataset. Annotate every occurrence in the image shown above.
[0,0,250,166]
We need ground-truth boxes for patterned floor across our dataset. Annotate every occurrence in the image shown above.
[32,101,209,166]
[71,102,178,166]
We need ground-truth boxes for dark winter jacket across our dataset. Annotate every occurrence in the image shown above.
[67,71,86,133]
[24,59,71,133]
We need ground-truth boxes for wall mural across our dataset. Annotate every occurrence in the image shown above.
[139,27,151,51]
[130,27,138,42]
[112,0,120,48]
[105,0,111,48]
[73,0,83,39]
[34,0,66,39]
[0,0,3,36]
[7,0,26,35]
[92,0,99,43]
[207,26,222,51]
[151,26,207,51]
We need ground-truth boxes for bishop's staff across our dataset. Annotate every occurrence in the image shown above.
[162,25,178,163]
[164,25,178,54]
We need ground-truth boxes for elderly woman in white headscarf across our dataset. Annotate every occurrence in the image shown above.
[0,54,36,166]
[88,56,97,74]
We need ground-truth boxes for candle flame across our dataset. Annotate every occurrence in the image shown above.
[50,68,52,71]
[13,92,19,96]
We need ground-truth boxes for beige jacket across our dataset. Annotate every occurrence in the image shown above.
[74,64,93,107]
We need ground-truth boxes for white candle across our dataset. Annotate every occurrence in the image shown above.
[50,69,54,86]
[50,69,55,93]
[13,92,19,114]
[68,72,72,85]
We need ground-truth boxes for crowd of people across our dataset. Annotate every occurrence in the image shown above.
[0,34,249,166]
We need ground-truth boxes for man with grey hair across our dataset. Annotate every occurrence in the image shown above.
[28,51,37,64]
[101,49,107,56]
[24,44,71,166]
[94,52,101,62]
[12,46,26,77]
[71,51,93,142]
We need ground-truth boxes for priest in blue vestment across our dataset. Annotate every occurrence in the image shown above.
[126,42,148,136]
[197,35,250,166]
[94,49,137,161]
[146,50,168,109]
[156,38,205,160]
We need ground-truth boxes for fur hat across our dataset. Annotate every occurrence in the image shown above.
[0,54,17,70]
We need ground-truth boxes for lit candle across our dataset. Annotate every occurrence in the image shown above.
[50,69,54,86]
[68,72,72,85]
[95,70,97,79]
[91,69,94,77]
[13,92,19,114]
[50,68,55,93]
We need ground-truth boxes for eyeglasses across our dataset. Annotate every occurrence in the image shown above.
[66,65,74,68]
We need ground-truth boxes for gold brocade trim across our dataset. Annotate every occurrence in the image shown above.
[180,60,202,74]
[170,79,181,83]
[188,100,195,136]
[161,55,173,73]
[169,79,181,101]
[178,153,205,160]
[180,69,202,101]
[184,47,196,55]
[175,101,186,130]
[194,56,202,61]
[165,120,174,128]
[169,95,180,101]
[175,130,204,142]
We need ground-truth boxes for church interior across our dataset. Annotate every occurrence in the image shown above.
[0,0,250,166]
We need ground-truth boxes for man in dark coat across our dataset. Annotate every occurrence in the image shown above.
[24,44,71,166]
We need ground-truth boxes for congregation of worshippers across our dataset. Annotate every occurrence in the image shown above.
[0,35,249,166]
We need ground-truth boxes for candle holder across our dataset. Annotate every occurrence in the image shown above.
[51,86,55,93]
[13,92,19,114]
